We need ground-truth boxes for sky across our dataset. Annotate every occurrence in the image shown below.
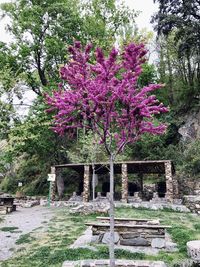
[125,0,158,31]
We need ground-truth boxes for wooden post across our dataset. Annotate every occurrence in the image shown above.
[173,176,179,199]
[50,166,56,201]
[139,173,143,198]
[83,165,90,202]
[165,161,174,202]
[121,163,128,203]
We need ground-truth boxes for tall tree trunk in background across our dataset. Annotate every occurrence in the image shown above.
[166,44,174,105]
[186,52,194,95]
[56,170,65,199]
[109,153,115,267]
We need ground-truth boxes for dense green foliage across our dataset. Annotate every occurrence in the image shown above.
[152,0,200,109]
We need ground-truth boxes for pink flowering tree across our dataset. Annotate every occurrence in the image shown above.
[46,41,168,267]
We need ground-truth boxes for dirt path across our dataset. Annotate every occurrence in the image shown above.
[0,206,54,261]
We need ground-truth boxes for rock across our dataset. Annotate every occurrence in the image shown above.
[68,192,83,202]
[120,237,150,246]
[165,241,178,252]
[40,199,48,206]
[62,262,75,267]
[91,235,99,243]
[70,202,109,215]
[15,191,25,199]
[151,205,159,210]
[178,110,200,142]
[151,238,166,248]
[147,220,160,225]
[187,240,200,262]
[23,200,39,208]
[102,231,119,244]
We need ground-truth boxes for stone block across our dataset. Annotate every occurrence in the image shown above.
[147,220,160,225]
[0,209,7,215]
[120,237,150,246]
[91,235,99,243]
[187,240,200,262]
[151,238,166,248]
[102,231,119,244]
[165,241,178,252]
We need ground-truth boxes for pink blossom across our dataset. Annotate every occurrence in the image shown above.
[46,42,168,154]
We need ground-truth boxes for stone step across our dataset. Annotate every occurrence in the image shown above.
[86,222,171,229]
[62,260,167,267]
[96,216,160,225]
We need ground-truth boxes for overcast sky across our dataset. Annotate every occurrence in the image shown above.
[125,0,158,31]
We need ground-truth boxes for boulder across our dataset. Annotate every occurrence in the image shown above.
[187,240,200,262]
[102,231,120,244]
[151,238,166,248]
[120,237,150,246]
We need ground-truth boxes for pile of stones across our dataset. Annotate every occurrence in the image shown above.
[187,240,200,263]
[115,201,190,213]
[14,196,40,208]
[70,202,109,215]
[183,195,200,214]
[68,192,83,202]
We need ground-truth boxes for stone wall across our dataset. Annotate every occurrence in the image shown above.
[183,195,200,214]
[178,179,200,196]
[89,222,171,249]
[143,184,156,200]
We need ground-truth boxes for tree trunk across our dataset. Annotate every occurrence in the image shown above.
[109,154,115,267]
[92,164,95,201]
[56,170,65,199]
[166,44,174,105]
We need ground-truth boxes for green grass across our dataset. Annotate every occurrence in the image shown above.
[15,233,36,245]
[1,207,200,267]
[0,226,19,233]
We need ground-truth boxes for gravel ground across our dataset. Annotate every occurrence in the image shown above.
[0,206,54,261]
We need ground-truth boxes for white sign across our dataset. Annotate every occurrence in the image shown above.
[47,174,56,182]
[18,182,23,187]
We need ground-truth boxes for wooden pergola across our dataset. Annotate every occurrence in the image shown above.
[50,160,178,202]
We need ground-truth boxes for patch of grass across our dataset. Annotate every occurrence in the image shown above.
[194,223,200,230]
[0,226,19,233]
[169,227,195,253]
[15,233,36,245]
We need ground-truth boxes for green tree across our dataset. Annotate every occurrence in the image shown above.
[152,0,200,108]
[0,0,136,95]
